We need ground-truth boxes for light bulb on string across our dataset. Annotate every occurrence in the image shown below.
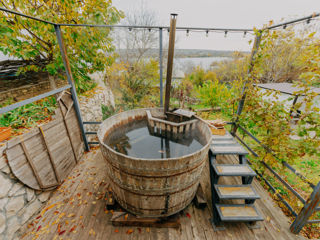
[283,25,287,29]
[148,28,151,32]
[186,29,189,37]
[128,27,132,32]
[243,31,247,38]
[206,30,209,37]
[224,31,228,38]
[307,18,311,24]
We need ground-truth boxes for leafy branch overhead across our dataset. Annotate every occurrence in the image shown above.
[0,0,124,92]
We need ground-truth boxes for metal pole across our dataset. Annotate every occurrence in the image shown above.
[159,28,163,107]
[231,31,262,134]
[290,181,320,234]
[54,25,90,151]
[164,14,178,114]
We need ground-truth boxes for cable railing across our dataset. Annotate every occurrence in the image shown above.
[231,122,320,234]
[0,6,319,235]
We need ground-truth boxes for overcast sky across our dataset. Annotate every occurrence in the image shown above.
[112,0,320,51]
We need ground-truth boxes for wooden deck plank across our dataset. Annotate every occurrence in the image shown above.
[20,150,305,240]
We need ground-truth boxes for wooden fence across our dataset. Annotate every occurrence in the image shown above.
[5,91,84,190]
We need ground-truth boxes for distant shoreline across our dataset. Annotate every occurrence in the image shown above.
[117,48,249,59]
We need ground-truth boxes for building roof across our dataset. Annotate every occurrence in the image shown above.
[257,83,320,96]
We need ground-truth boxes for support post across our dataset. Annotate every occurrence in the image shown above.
[159,28,163,107]
[290,181,320,234]
[54,24,90,151]
[231,30,262,135]
[164,14,178,114]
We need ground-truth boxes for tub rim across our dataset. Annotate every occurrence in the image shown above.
[97,107,212,162]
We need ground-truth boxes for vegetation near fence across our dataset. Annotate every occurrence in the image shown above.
[0,0,124,93]
[172,26,319,238]
[0,97,57,132]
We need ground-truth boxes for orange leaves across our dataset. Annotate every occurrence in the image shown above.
[40,203,56,216]
[126,229,134,235]
[67,213,75,218]
[69,225,77,233]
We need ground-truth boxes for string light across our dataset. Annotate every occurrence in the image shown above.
[128,27,132,31]
[243,31,247,38]
[224,30,228,38]
[148,28,151,32]
[186,29,189,37]
[307,18,311,24]
[206,30,209,37]
[283,24,287,29]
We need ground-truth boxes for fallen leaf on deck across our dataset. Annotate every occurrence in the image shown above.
[59,230,66,235]
[126,229,134,234]
[138,228,142,233]
[36,226,42,232]
[266,216,271,222]
[69,226,77,232]
[114,229,119,233]
[146,228,150,233]
[89,229,96,236]
[124,214,128,220]
[67,213,75,218]
[186,212,191,218]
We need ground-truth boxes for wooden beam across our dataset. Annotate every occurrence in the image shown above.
[111,212,181,229]
[39,126,61,184]
[20,141,45,189]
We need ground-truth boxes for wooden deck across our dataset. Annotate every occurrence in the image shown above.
[19,149,305,240]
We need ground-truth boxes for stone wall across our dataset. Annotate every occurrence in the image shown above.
[79,75,115,142]
[0,73,67,104]
[0,143,53,240]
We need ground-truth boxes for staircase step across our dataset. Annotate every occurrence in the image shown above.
[214,184,260,200]
[212,131,233,141]
[210,145,248,155]
[212,164,256,177]
[212,140,237,145]
[216,204,264,222]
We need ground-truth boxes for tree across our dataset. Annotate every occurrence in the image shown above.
[113,2,158,63]
[0,0,123,92]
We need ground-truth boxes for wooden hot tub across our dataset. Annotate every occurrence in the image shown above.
[97,108,212,217]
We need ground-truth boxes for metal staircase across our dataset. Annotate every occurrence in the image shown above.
[209,131,264,230]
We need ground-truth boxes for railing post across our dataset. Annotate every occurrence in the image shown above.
[231,30,262,135]
[159,28,163,107]
[54,24,90,152]
[290,181,320,234]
